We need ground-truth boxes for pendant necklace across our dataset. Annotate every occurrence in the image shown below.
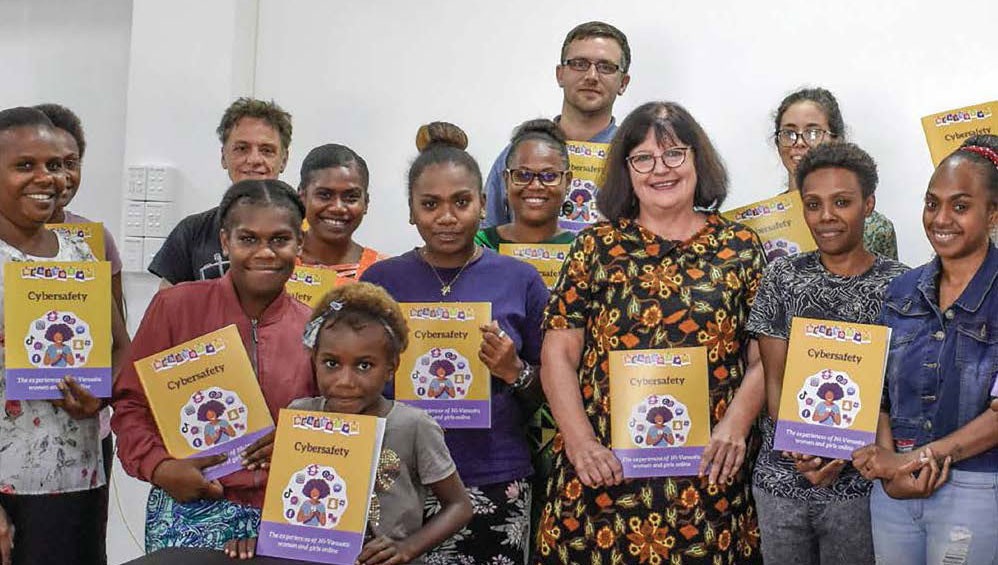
[421,247,478,297]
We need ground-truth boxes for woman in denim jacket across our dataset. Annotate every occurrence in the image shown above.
[853,135,998,565]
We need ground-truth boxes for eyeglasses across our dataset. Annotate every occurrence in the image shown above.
[626,147,691,173]
[561,58,623,75]
[775,128,835,147]
[506,169,568,187]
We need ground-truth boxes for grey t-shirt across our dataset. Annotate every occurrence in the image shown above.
[289,398,456,563]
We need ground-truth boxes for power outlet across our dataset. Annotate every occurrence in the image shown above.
[121,237,145,272]
[143,201,176,238]
[145,166,177,202]
[123,201,146,237]
[126,166,148,200]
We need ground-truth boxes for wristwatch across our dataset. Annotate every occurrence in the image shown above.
[510,361,536,390]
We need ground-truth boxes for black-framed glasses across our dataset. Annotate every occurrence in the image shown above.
[626,147,691,173]
[505,169,568,187]
[775,128,835,147]
[561,58,622,75]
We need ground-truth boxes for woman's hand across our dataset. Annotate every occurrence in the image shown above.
[881,448,951,500]
[565,436,623,488]
[151,455,227,503]
[785,452,846,487]
[699,414,749,485]
[0,502,13,565]
[241,429,275,471]
[223,537,256,560]
[852,444,918,481]
[356,535,413,565]
[50,376,102,419]
[479,321,520,384]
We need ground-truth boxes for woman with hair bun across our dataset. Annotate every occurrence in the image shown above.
[361,122,548,564]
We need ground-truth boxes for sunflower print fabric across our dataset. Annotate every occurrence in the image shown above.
[534,215,764,565]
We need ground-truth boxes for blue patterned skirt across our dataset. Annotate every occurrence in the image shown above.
[145,486,261,552]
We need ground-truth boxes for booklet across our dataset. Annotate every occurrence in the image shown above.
[921,101,996,166]
[395,302,491,428]
[609,347,711,477]
[723,191,817,263]
[286,264,339,309]
[133,324,274,480]
[258,408,384,564]
[3,261,112,399]
[560,141,610,232]
[498,243,570,289]
[45,222,106,261]
[774,317,891,460]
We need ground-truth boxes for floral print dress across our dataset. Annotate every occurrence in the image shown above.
[534,216,764,564]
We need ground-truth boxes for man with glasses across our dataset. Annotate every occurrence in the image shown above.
[482,21,630,229]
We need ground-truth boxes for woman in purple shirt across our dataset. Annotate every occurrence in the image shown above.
[361,122,548,565]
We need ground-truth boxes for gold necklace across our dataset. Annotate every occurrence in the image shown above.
[421,247,479,297]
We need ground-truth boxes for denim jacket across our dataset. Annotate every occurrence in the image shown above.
[880,245,998,472]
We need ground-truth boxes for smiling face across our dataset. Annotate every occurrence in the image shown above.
[410,162,483,262]
[556,37,630,115]
[220,117,287,183]
[923,157,997,261]
[778,101,833,179]
[315,321,393,417]
[0,126,66,230]
[220,203,301,300]
[800,167,873,257]
[504,139,570,227]
[51,128,81,212]
[628,128,697,215]
[824,390,836,402]
[302,165,367,245]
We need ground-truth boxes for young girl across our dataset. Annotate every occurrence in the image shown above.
[297,144,386,281]
[225,282,473,562]
[361,122,548,564]
[112,179,318,552]
[0,106,128,564]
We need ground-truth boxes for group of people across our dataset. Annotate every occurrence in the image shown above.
[0,19,995,565]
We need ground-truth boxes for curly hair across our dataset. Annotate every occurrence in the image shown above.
[505,118,570,170]
[34,104,85,158]
[0,107,54,135]
[646,405,674,424]
[44,323,74,342]
[216,98,292,155]
[795,142,878,198]
[309,282,409,361]
[302,478,330,499]
[817,382,845,401]
[408,122,482,201]
[429,358,456,377]
[218,179,305,233]
[774,87,846,142]
[196,399,226,421]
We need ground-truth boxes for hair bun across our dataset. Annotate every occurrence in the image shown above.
[512,118,566,144]
[415,121,468,152]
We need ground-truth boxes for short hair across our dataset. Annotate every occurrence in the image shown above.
[505,118,569,170]
[216,98,292,155]
[218,179,305,233]
[817,382,844,400]
[0,107,54,136]
[302,478,330,499]
[407,122,482,200]
[429,359,456,377]
[598,101,728,220]
[45,323,74,342]
[34,103,85,157]
[946,134,998,204]
[561,21,631,72]
[774,87,846,142]
[795,142,878,199]
[646,405,674,424]
[196,399,227,421]
[309,282,409,362]
[299,144,370,193]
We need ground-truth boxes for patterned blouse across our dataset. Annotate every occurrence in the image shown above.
[535,215,765,564]
[0,232,103,495]
[864,210,898,260]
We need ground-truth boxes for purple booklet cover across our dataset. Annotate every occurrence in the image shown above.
[5,366,111,400]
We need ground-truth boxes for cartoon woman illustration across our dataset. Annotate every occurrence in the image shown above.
[566,188,592,222]
[427,359,457,399]
[644,406,676,446]
[296,479,330,527]
[198,400,235,446]
[812,382,844,426]
[42,323,75,367]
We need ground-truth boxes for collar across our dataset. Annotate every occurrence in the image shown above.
[917,244,998,313]
[218,270,293,325]
[552,115,617,142]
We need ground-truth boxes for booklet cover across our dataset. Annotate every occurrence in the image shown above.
[395,302,491,429]
[921,101,996,166]
[774,317,891,460]
[723,191,817,263]
[45,222,106,261]
[286,264,339,309]
[560,141,610,232]
[498,243,570,289]
[257,408,385,564]
[133,324,274,480]
[609,347,711,478]
[3,261,112,399]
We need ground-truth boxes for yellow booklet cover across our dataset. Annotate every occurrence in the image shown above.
[609,347,711,478]
[774,317,891,460]
[45,222,106,261]
[498,243,570,289]
[723,191,817,263]
[921,101,996,166]
[258,408,385,564]
[560,141,610,232]
[286,265,339,309]
[133,324,274,480]
[3,261,112,400]
[395,302,491,428]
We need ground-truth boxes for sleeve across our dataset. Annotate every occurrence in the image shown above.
[877,292,894,412]
[147,218,195,283]
[741,229,766,308]
[520,268,549,365]
[473,229,493,250]
[482,146,512,228]
[866,215,899,260]
[413,410,458,485]
[543,232,594,330]
[102,225,123,275]
[110,292,177,482]
[746,259,789,340]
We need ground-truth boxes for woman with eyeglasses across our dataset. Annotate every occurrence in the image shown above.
[774,87,898,259]
[534,101,765,564]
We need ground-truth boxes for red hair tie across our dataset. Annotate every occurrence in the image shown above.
[960,145,998,169]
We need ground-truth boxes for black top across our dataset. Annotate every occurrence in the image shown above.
[124,547,313,565]
[147,207,229,283]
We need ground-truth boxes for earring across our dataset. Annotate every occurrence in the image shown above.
[480,211,486,220]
